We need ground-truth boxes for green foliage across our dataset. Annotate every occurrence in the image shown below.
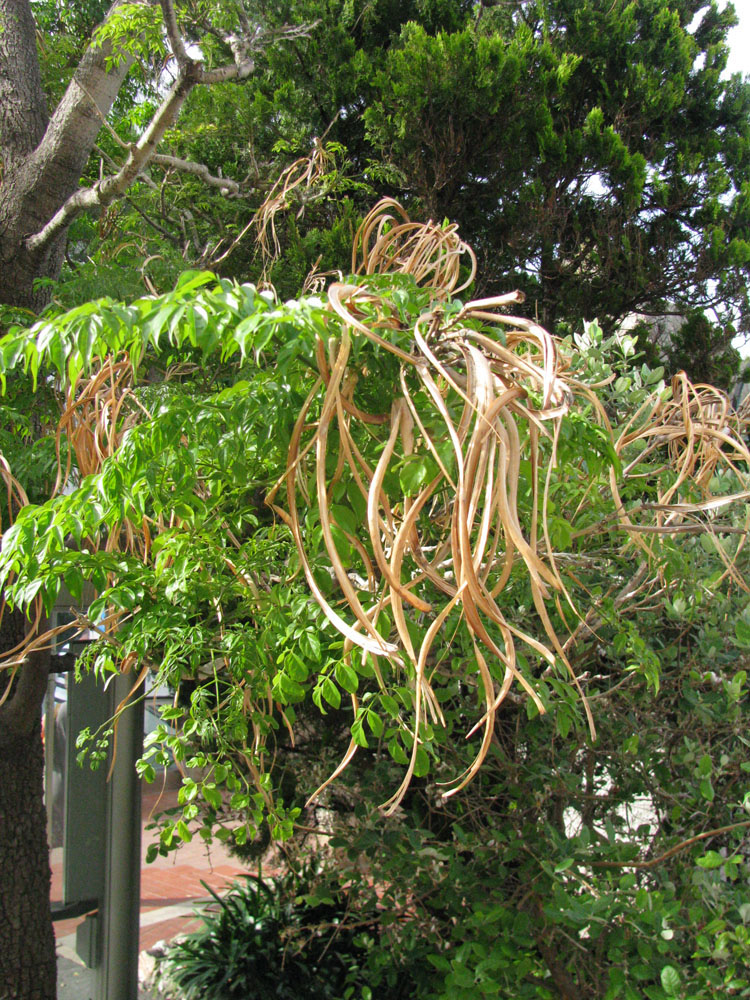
[156,864,375,999]
[1,270,748,998]
[6,0,750,992]
[662,309,741,390]
[0,270,321,394]
[33,0,113,102]
[0,271,334,848]
[92,2,165,70]
[0,307,62,519]
[361,0,750,342]
[204,0,750,367]
[318,551,750,998]
[0,376,59,505]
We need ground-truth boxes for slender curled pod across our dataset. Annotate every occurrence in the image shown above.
[270,200,750,812]
[268,201,597,812]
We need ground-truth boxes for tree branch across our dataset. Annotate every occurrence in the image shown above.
[160,0,191,67]
[26,66,198,252]
[590,819,750,870]
[124,194,182,245]
[0,613,51,747]
[234,1,253,37]
[199,20,316,85]
[24,12,316,253]
[151,154,240,195]
[28,2,134,221]
[198,59,257,85]
[535,933,581,1000]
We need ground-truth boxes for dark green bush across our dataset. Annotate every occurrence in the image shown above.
[157,864,373,1000]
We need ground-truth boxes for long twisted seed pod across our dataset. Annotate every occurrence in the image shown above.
[272,200,750,812]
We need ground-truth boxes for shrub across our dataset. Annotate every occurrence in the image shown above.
[157,864,371,1000]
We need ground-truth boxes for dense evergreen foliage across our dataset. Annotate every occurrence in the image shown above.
[36,0,747,384]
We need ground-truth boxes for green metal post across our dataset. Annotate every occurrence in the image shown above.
[64,667,107,906]
[96,673,144,1000]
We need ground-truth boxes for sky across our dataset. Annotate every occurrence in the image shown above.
[725,1,750,76]
[723,4,749,357]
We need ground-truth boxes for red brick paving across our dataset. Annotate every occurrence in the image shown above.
[139,915,204,953]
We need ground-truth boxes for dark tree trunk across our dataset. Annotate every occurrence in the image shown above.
[0,610,56,1000]
[0,0,55,311]
[0,195,67,313]
[0,725,57,1000]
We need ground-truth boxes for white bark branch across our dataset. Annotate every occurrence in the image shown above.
[25,187,104,252]
[26,68,195,252]
[159,0,191,67]
[198,59,256,84]
[31,1,134,191]
[24,12,316,253]
[150,154,240,195]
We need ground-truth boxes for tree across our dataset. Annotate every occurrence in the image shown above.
[0,0,311,311]
[0,203,748,997]
[0,376,60,1000]
[0,607,55,1000]
[163,0,747,370]
[363,0,750,332]
[15,0,747,375]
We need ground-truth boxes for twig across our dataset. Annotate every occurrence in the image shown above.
[590,819,750,870]
[123,195,180,244]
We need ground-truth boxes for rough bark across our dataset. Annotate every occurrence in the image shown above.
[0,0,48,162]
[0,610,55,1000]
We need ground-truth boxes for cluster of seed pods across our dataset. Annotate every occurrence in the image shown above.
[271,200,602,811]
